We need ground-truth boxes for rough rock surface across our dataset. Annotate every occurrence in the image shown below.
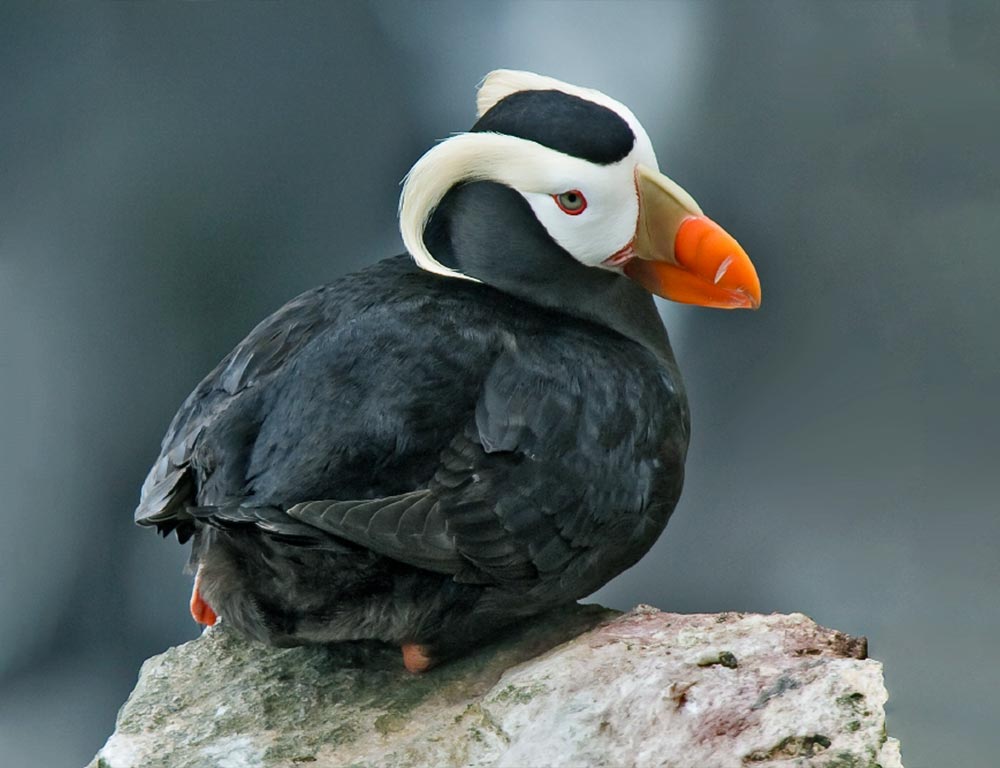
[91,605,902,768]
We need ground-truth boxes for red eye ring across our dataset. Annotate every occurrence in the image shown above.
[553,190,587,215]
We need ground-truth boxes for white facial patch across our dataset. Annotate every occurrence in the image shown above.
[523,147,645,267]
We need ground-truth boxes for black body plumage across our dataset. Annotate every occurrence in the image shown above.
[137,253,689,656]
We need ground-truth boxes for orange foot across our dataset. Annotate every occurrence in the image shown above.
[401,643,433,674]
[189,567,218,626]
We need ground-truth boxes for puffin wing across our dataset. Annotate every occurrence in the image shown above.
[288,343,678,587]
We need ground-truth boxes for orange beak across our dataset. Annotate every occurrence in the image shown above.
[623,165,761,309]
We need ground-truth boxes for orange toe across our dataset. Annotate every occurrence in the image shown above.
[189,568,217,626]
[190,588,217,626]
[401,643,433,674]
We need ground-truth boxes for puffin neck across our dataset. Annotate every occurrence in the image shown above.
[422,180,674,363]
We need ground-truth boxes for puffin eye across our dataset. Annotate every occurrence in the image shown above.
[553,190,587,215]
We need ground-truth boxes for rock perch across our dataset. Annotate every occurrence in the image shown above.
[91,605,902,768]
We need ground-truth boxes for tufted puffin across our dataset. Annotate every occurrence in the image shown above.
[136,70,760,672]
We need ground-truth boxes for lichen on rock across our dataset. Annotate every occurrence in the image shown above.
[91,605,902,768]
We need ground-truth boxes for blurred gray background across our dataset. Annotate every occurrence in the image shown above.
[1,2,997,766]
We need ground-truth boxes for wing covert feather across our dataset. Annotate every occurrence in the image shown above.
[289,339,682,588]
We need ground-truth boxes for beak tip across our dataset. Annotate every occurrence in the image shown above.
[719,287,760,310]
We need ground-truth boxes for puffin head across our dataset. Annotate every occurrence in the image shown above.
[399,70,760,315]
